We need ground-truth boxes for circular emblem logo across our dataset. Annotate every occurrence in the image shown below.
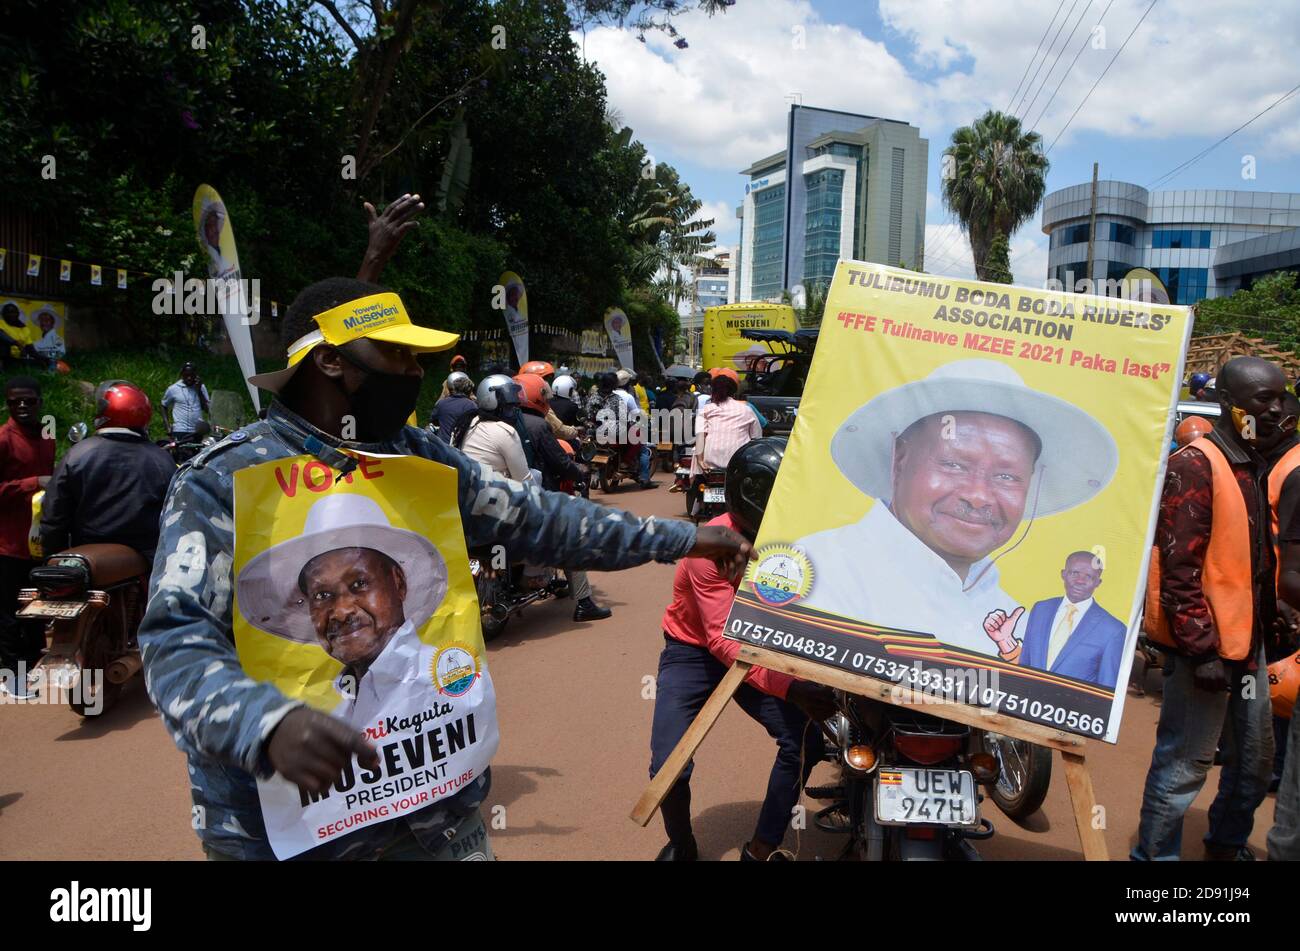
[432,643,480,697]
[749,545,813,606]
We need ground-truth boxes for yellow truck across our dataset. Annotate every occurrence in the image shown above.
[701,302,797,375]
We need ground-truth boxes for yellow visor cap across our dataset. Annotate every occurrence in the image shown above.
[248,292,459,393]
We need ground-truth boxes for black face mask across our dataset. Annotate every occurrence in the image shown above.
[338,349,422,442]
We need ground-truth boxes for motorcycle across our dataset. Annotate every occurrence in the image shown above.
[672,445,694,496]
[17,544,149,717]
[811,691,999,860]
[688,467,727,523]
[469,550,568,642]
[589,440,643,493]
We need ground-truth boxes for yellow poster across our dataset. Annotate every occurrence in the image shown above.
[727,261,1190,743]
[232,453,496,858]
[1,296,67,363]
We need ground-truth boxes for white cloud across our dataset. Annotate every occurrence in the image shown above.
[695,199,739,246]
[582,0,1300,174]
[879,0,1300,154]
[576,0,928,172]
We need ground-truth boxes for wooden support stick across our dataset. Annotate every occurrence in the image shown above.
[1060,750,1109,860]
[629,660,751,826]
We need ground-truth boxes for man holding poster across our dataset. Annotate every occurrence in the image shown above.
[138,276,751,861]
[725,261,1190,744]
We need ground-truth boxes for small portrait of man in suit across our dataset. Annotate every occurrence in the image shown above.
[982,550,1127,689]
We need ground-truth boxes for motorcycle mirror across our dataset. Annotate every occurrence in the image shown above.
[67,421,88,445]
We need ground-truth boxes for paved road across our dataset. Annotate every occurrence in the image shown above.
[0,482,1281,860]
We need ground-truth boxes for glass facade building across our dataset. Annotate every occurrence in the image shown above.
[1042,181,1300,305]
[737,105,927,302]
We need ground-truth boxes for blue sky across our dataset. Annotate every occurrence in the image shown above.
[575,0,1300,284]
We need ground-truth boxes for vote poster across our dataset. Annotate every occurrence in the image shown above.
[193,184,260,413]
[1,296,67,363]
[232,453,497,858]
[726,261,1191,743]
[499,270,529,367]
[604,306,634,371]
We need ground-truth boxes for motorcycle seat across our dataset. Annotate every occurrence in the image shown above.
[48,543,150,588]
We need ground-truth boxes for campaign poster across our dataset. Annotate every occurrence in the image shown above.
[726,261,1190,743]
[604,306,634,371]
[193,184,260,413]
[499,270,529,366]
[232,453,497,858]
[1,296,67,363]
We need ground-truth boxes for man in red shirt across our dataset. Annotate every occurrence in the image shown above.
[0,376,55,692]
[650,436,834,861]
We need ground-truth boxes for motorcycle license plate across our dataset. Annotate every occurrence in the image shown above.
[674,467,690,477]
[591,452,611,465]
[18,600,86,619]
[703,487,726,503]
[874,768,978,827]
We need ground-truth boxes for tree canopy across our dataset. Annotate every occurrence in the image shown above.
[0,0,719,362]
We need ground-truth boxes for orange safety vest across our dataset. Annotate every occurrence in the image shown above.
[1268,442,1300,562]
[1144,436,1253,661]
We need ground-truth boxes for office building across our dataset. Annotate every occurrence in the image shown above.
[735,105,928,302]
[1042,181,1300,304]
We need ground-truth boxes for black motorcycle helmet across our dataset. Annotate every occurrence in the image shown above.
[725,436,786,539]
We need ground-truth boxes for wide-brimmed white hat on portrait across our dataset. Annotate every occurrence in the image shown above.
[236,493,447,645]
[830,358,1118,517]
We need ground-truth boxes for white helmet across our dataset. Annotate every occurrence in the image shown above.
[476,373,521,411]
[446,371,473,396]
[552,374,578,400]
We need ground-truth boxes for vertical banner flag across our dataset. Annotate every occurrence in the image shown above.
[604,306,633,371]
[499,271,529,367]
[59,259,71,282]
[233,453,497,858]
[26,254,41,277]
[0,248,6,272]
[90,264,102,286]
[116,269,128,289]
[725,261,1190,744]
[194,184,260,413]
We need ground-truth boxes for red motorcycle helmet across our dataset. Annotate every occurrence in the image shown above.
[94,380,152,431]
[520,360,555,379]
[513,373,552,414]
[1175,415,1213,448]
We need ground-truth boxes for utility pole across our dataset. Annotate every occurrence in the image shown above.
[1084,162,1099,293]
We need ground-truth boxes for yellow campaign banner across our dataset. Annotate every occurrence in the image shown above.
[232,453,496,858]
[499,270,529,366]
[193,184,260,413]
[1,296,67,363]
[726,261,1191,743]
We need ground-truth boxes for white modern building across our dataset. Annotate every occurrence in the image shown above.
[735,105,928,302]
[1042,181,1300,304]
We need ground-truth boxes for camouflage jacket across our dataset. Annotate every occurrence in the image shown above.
[138,400,696,860]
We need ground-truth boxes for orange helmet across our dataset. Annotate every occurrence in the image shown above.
[520,360,555,379]
[513,373,552,414]
[709,366,740,390]
[450,353,468,369]
[1175,415,1213,448]
[1269,649,1300,719]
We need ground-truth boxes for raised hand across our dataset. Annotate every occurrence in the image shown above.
[358,193,425,282]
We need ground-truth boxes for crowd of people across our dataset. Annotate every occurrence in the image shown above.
[2,194,1297,863]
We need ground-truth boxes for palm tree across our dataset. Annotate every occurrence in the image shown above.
[941,110,1048,282]
[626,172,716,311]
